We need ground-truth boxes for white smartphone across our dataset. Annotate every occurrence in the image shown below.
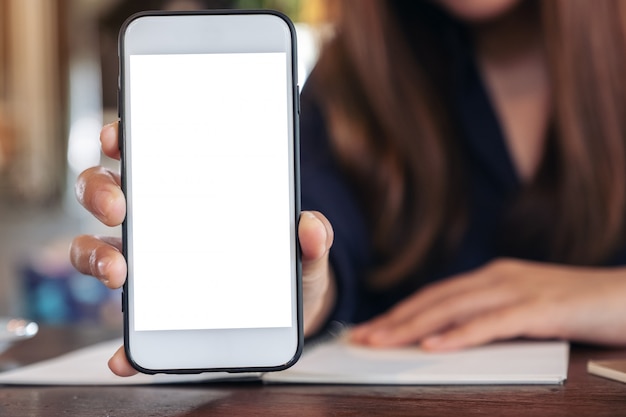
[119,10,301,374]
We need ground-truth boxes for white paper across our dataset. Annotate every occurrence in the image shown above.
[0,337,568,386]
[264,337,569,385]
[0,339,257,385]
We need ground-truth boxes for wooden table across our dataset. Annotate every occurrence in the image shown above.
[0,326,625,417]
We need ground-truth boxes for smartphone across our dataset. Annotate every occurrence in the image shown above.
[119,10,301,374]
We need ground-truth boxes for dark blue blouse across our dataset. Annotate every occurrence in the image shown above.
[299,38,626,326]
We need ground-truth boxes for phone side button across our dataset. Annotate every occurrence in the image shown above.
[118,120,123,152]
[121,291,124,312]
[117,87,123,151]
[296,85,301,114]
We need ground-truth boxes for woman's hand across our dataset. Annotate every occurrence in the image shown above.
[69,122,336,376]
[351,258,626,350]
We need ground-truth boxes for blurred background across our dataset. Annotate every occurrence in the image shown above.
[0,0,326,327]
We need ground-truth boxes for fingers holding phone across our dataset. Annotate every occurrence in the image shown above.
[100,122,120,160]
[75,166,125,226]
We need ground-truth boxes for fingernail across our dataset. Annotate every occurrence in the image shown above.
[102,122,117,134]
[97,257,111,285]
[303,212,320,225]
[302,212,327,254]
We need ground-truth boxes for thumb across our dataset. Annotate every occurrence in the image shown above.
[299,210,333,273]
[299,211,334,300]
[299,211,334,335]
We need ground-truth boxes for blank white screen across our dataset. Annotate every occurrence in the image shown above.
[128,52,293,331]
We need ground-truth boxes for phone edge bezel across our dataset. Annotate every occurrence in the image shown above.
[118,9,303,375]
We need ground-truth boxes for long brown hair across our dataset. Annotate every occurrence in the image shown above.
[312,0,626,289]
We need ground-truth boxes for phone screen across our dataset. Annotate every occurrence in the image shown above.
[127,51,293,331]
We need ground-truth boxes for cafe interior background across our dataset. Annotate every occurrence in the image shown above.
[0,0,325,328]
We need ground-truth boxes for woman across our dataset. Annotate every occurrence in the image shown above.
[71,0,626,376]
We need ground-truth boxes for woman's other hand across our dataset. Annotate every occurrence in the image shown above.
[351,259,626,350]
